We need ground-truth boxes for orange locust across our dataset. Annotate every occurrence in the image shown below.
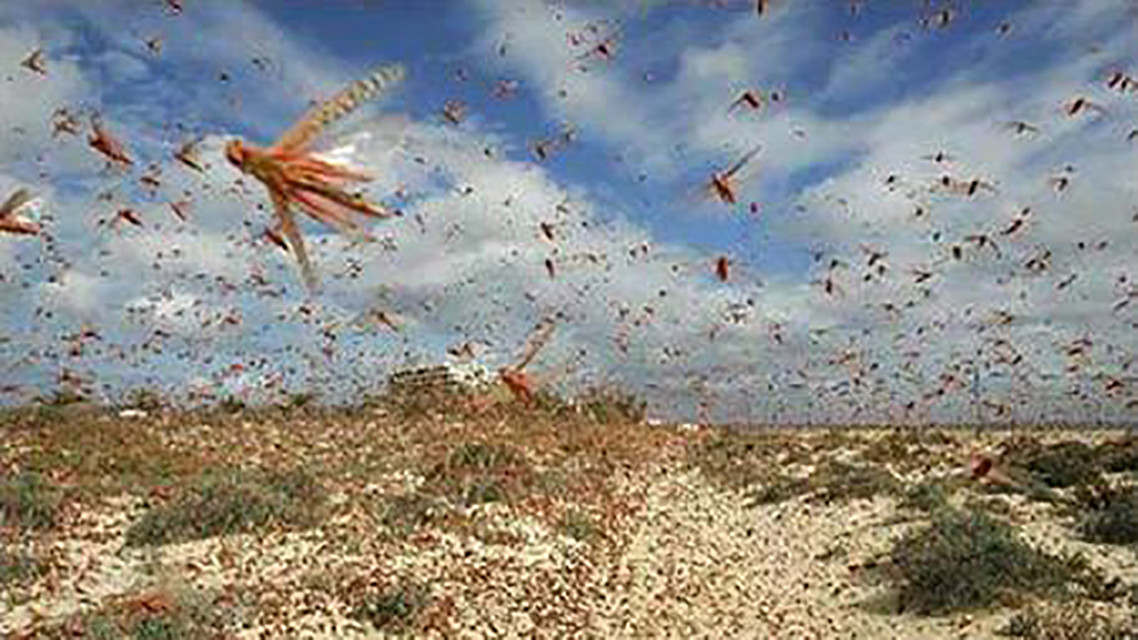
[225,63,406,292]
[702,144,762,206]
[88,116,134,167]
[0,188,41,236]
[499,318,557,406]
[715,255,731,282]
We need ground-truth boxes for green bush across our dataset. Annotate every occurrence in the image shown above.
[425,443,535,508]
[888,509,1102,614]
[0,471,60,531]
[350,580,431,634]
[125,468,324,546]
[1075,483,1138,545]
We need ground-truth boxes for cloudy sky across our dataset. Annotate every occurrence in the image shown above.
[0,0,1134,424]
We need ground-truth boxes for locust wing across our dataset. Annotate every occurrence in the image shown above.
[273,63,406,154]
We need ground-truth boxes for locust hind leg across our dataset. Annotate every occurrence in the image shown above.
[271,190,321,294]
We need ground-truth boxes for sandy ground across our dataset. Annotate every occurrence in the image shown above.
[3,419,1138,638]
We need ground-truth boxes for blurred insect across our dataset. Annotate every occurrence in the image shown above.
[1064,96,1106,117]
[163,0,184,15]
[728,89,766,113]
[715,255,731,282]
[963,233,1001,258]
[701,144,763,206]
[0,188,41,236]
[108,208,144,230]
[1106,69,1136,92]
[21,48,46,75]
[756,0,770,16]
[168,200,191,222]
[88,116,134,167]
[499,318,557,406]
[1002,120,1040,136]
[442,99,466,125]
[539,221,556,242]
[1000,207,1031,236]
[920,7,954,29]
[145,36,163,56]
[492,78,519,100]
[225,63,406,292]
[51,108,81,138]
[174,136,206,173]
[575,30,619,65]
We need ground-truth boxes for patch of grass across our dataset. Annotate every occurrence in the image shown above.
[898,479,952,514]
[217,395,246,414]
[1006,439,1104,489]
[0,548,47,589]
[688,431,799,492]
[744,473,811,506]
[1073,483,1138,545]
[349,580,431,635]
[0,471,60,531]
[39,587,234,639]
[424,442,535,508]
[124,467,324,546]
[380,492,443,537]
[808,460,902,505]
[36,387,90,407]
[122,387,166,412]
[557,509,598,542]
[998,600,1131,639]
[1096,438,1138,474]
[887,508,1111,615]
[575,385,647,424]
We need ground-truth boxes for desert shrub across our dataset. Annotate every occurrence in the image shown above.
[998,600,1133,639]
[899,479,952,514]
[125,467,324,546]
[576,385,647,424]
[217,395,246,414]
[38,588,234,639]
[122,387,166,412]
[1096,439,1138,474]
[0,471,60,531]
[557,509,598,542]
[0,548,47,588]
[425,443,535,507]
[808,460,902,505]
[688,432,789,492]
[1074,483,1138,545]
[380,492,443,537]
[1006,439,1103,489]
[744,474,811,506]
[36,387,89,407]
[887,508,1103,614]
[350,580,431,635]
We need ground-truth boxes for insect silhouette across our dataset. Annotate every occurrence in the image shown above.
[225,63,406,292]
[702,144,763,206]
[0,189,41,236]
[499,318,557,406]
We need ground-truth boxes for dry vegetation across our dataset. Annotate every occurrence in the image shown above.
[2,390,1138,638]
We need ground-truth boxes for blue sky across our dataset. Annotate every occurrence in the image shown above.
[0,0,1135,424]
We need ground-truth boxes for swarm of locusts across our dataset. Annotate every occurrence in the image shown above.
[225,63,406,292]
